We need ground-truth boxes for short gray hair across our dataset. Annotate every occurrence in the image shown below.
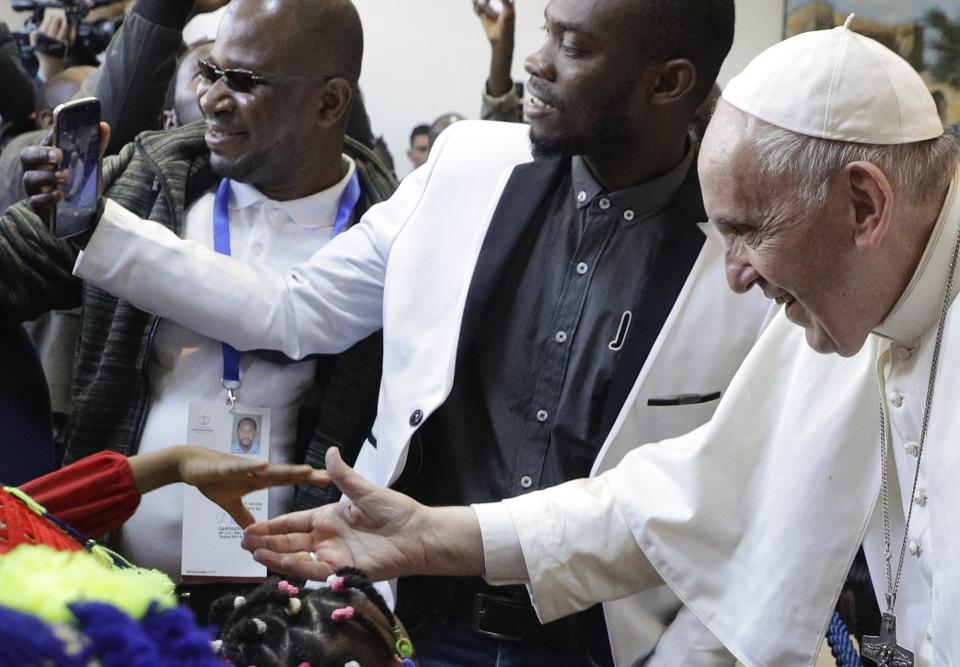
[752,122,960,208]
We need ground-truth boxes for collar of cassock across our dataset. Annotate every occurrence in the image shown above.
[874,166,960,345]
[228,155,356,229]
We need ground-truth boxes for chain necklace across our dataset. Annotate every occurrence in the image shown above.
[861,219,960,667]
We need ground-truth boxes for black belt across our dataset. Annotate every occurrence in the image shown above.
[400,577,607,648]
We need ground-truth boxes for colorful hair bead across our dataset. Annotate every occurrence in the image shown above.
[331,606,355,622]
[278,580,300,596]
[287,597,302,615]
[391,625,414,659]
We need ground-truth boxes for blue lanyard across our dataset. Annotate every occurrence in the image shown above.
[212,171,361,397]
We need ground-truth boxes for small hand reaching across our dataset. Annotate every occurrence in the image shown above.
[128,445,329,529]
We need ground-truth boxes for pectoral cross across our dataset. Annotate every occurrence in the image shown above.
[861,612,914,667]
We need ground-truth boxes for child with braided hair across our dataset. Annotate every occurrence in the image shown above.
[210,567,416,667]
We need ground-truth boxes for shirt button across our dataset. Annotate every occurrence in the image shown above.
[409,409,423,427]
[889,392,904,408]
[908,540,922,557]
[535,409,549,423]
[576,190,587,203]
[623,209,635,221]
[252,243,264,256]
[914,489,928,506]
[519,475,533,489]
[905,441,920,457]
[926,629,933,642]
[576,262,589,275]
[894,346,912,362]
[598,197,611,210]
[555,331,568,344]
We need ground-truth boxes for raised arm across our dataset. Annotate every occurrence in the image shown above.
[95,0,195,155]
[0,22,36,126]
[70,157,433,357]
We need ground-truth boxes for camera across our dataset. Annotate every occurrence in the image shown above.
[11,0,121,73]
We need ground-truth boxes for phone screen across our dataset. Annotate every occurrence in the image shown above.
[54,100,101,239]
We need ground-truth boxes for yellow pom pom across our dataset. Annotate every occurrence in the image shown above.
[0,545,176,623]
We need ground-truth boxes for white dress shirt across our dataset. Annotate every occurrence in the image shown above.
[83,158,356,577]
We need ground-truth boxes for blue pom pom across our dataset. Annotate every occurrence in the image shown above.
[0,605,89,666]
[141,603,220,666]
[71,602,161,666]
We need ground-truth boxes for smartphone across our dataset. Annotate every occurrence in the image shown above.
[52,97,101,239]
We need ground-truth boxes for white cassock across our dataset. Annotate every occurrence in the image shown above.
[476,166,960,667]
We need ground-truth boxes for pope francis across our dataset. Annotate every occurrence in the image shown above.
[241,20,960,667]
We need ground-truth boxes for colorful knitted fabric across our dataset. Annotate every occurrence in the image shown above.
[0,487,220,666]
[0,487,83,555]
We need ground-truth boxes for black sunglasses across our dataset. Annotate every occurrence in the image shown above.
[198,58,337,93]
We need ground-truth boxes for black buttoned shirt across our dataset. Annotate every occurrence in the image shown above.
[407,148,698,508]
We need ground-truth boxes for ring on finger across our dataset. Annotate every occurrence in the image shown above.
[309,551,318,563]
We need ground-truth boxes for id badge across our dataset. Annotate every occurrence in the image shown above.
[181,402,271,582]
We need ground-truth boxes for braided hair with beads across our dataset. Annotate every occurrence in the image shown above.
[210,567,416,667]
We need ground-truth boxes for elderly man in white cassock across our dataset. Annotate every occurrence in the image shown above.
[241,19,960,667]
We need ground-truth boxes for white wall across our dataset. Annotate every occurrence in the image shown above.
[0,4,19,27]
[354,0,786,178]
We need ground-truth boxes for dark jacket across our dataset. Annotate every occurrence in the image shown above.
[0,121,396,508]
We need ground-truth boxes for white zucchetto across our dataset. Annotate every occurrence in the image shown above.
[722,14,944,145]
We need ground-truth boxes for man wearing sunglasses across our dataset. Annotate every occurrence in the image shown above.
[4,0,394,620]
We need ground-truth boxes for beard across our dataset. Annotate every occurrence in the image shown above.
[529,104,632,161]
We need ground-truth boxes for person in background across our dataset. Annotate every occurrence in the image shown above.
[475,0,522,123]
[426,111,464,148]
[406,124,430,171]
[0,22,37,149]
[345,88,396,176]
[163,41,213,130]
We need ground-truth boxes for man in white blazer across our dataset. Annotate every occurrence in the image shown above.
[71,0,771,663]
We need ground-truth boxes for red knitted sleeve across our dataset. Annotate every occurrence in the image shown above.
[19,451,141,539]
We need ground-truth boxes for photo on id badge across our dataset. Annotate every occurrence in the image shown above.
[230,413,261,455]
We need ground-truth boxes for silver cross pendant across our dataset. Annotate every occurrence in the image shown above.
[861,612,915,667]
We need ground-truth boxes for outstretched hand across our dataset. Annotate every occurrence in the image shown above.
[178,447,329,528]
[241,448,429,581]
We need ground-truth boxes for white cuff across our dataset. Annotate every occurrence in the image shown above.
[471,502,528,586]
[73,197,147,277]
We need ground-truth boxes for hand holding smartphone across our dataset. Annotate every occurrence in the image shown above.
[52,97,102,239]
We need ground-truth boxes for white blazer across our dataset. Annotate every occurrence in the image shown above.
[76,120,773,665]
